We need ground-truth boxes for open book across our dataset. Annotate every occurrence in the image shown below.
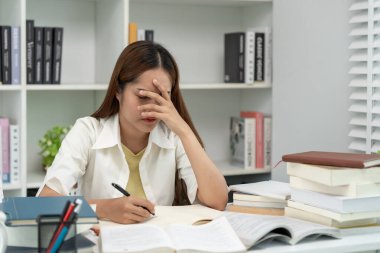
[224,212,340,249]
[100,216,246,253]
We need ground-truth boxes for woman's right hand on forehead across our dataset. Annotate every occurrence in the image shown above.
[97,196,155,224]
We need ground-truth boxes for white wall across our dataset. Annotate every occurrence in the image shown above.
[272,0,352,181]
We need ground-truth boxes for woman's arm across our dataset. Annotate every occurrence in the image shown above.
[39,185,155,224]
[137,80,228,210]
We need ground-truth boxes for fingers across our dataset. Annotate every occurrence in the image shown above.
[138,104,164,113]
[153,79,171,100]
[132,198,156,215]
[139,90,167,105]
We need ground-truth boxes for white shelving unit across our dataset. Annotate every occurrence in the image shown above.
[0,0,272,197]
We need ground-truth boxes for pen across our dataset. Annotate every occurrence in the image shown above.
[46,200,75,253]
[111,182,155,216]
[50,199,83,253]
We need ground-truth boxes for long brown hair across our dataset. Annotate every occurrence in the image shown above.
[92,41,203,147]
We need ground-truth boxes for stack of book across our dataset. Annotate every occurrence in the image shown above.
[228,180,290,216]
[283,151,380,228]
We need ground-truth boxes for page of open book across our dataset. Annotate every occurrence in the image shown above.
[224,212,292,248]
[280,216,340,244]
[165,216,246,253]
[224,212,340,248]
[100,224,174,253]
[143,205,223,228]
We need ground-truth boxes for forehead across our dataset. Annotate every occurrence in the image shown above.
[132,68,172,91]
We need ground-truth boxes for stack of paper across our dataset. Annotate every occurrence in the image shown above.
[228,180,290,216]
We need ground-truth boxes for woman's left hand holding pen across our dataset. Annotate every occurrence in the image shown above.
[95,197,155,224]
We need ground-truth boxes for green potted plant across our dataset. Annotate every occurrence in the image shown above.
[38,125,71,170]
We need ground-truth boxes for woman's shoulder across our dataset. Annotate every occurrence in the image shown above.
[72,115,114,134]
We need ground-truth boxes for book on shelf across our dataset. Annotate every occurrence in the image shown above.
[101,216,246,253]
[290,187,380,213]
[9,125,20,185]
[11,26,20,85]
[0,118,10,183]
[1,196,98,226]
[282,151,380,168]
[1,26,12,84]
[290,175,380,197]
[224,212,340,248]
[230,117,255,169]
[26,20,34,84]
[240,111,264,168]
[287,162,380,186]
[224,32,245,83]
[0,26,2,83]
[128,22,138,44]
[252,27,272,84]
[287,200,380,222]
[52,27,63,84]
[264,117,272,169]
[137,29,145,41]
[285,206,378,228]
[253,32,265,82]
[244,30,255,84]
[34,27,44,84]
[229,180,290,201]
[145,30,154,42]
[42,27,53,84]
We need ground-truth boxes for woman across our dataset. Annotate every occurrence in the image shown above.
[38,41,228,224]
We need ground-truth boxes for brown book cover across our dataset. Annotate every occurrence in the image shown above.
[282,151,380,169]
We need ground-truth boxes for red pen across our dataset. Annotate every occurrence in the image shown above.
[46,200,76,253]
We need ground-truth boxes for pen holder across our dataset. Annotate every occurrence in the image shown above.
[37,214,77,253]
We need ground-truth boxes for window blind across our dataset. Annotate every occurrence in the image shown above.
[349,0,380,153]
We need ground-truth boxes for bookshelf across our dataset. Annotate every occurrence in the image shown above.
[0,0,272,197]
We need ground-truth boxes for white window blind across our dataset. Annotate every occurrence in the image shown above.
[349,0,380,153]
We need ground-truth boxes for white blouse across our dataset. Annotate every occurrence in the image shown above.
[37,114,198,205]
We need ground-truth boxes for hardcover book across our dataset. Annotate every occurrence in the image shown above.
[9,125,20,185]
[52,27,63,84]
[224,32,245,83]
[34,27,44,84]
[287,162,380,186]
[1,26,12,84]
[11,26,20,84]
[26,20,34,84]
[1,196,98,226]
[42,27,53,84]
[254,32,265,82]
[229,180,290,201]
[230,117,255,169]
[285,206,378,228]
[282,151,380,168]
[289,176,380,197]
[240,111,264,168]
[145,30,154,42]
[0,118,10,183]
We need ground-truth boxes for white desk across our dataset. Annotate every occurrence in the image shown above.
[249,232,380,253]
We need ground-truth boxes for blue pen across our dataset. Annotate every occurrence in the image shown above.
[50,199,83,253]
